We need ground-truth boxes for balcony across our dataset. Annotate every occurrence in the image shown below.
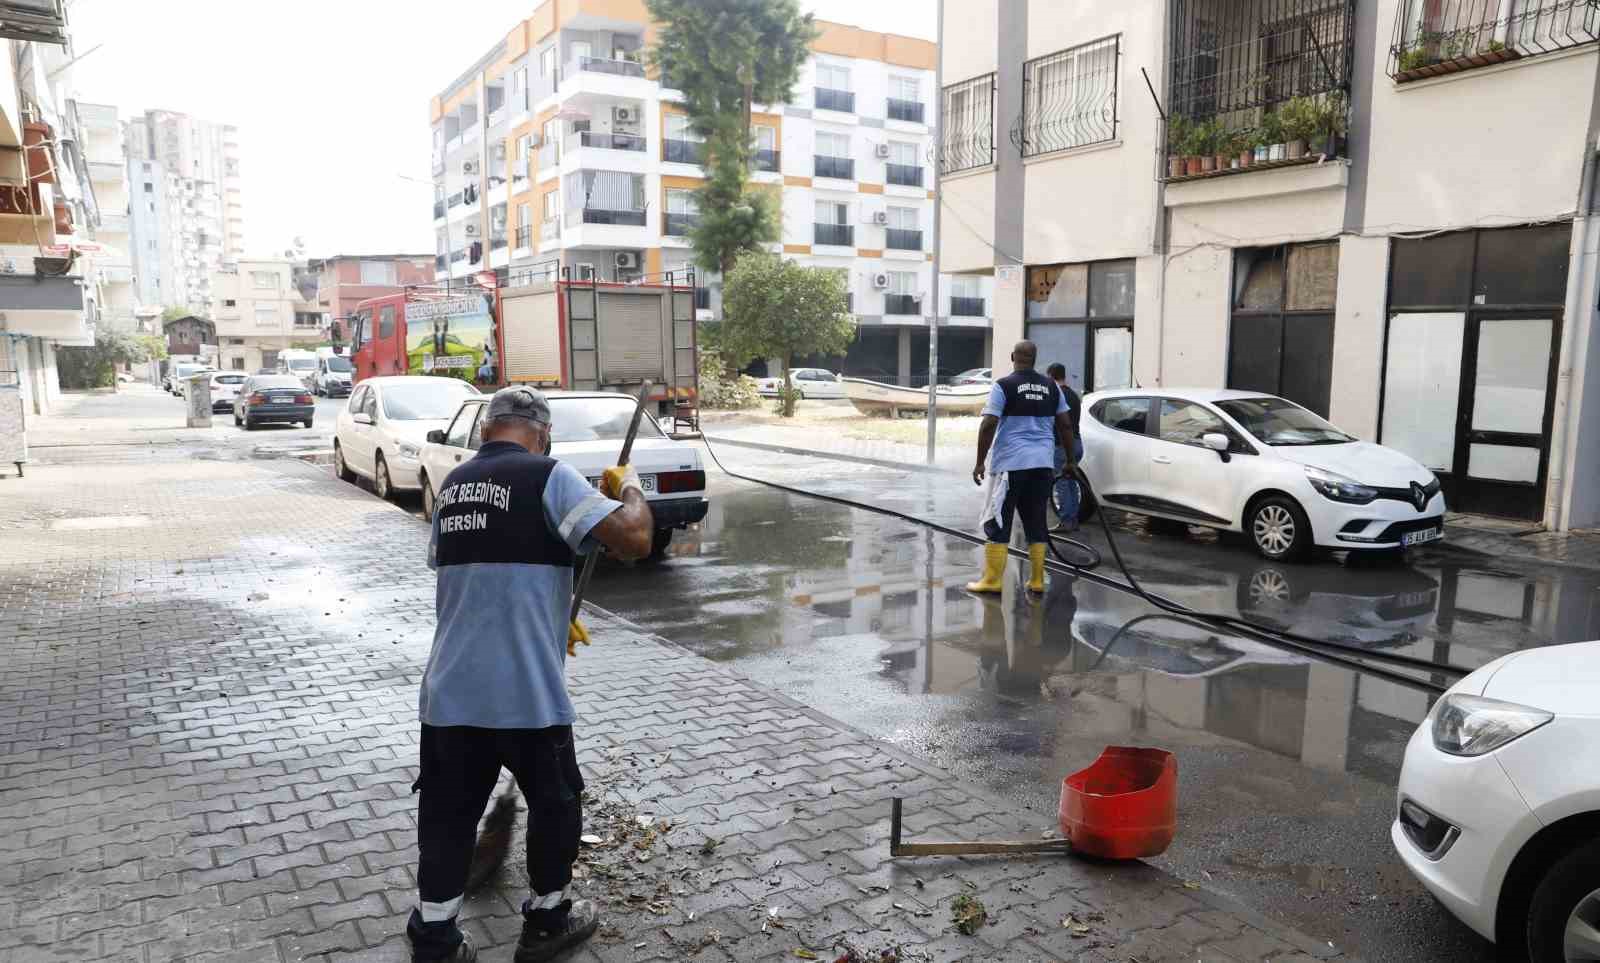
[885,228,922,251]
[539,142,559,170]
[515,226,533,249]
[815,87,855,113]
[436,254,447,271]
[569,131,646,153]
[451,249,467,264]
[569,56,646,79]
[886,163,923,187]
[814,222,854,246]
[887,99,925,123]
[575,208,646,226]
[96,212,129,234]
[662,139,705,165]
[950,296,985,317]
[1387,0,1597,81]
[541,219,560,241]
[751,148,780,172]
[491,235,508,251]
[885,295,922,316]
[433,199,446,220]
[447,191,463,210]
[814,155,855,180]
[664,212,701,236]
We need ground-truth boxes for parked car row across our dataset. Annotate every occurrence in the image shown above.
[331,376,708,560]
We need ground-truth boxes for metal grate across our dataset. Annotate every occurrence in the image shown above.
[941,74,996,174]
[1170,0,1354,117]
[1387,0,1599,79]
[886,163,923,186]
[1013,35,1121,156]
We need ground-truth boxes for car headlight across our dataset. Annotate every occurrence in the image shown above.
[1431,693,1553,756]
[1304,466,1378,504]
[395,442,421,459]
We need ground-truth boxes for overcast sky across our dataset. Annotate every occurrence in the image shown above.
[69,0,935,261]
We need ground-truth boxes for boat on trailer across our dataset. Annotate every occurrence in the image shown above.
[842,377,990,417]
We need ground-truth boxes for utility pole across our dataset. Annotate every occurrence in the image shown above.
[925,0,944,466]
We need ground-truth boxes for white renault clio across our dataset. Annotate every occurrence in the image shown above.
[1077,388,1445,560]
[1393,640,1600,961]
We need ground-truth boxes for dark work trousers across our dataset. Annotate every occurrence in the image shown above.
[408,724,584,960]
[984,467,1053,545]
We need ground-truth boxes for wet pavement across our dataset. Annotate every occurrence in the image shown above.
[586,443,1600,963]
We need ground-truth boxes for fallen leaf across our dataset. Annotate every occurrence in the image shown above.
[950,894,987,935]
[795,951,820,960]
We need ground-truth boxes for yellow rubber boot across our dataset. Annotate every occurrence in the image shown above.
[966,542,1008,594]
[1027,543,1047,594]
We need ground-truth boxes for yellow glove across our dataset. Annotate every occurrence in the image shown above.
[567,619,590,657]
[600,465,642,499]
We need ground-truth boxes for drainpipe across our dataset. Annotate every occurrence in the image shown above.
[1546,140,1600,531]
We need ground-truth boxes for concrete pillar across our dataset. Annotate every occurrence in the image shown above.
[1328,235,1390,439]
[896,326,912,386]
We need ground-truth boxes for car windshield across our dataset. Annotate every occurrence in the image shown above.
[380,379,478,420]
[325,356,352,373]
[1215,397,1355,446]
[287,359,315,370]
[213,374,246,384]
[175,364,202,376]
[549,397,667,443]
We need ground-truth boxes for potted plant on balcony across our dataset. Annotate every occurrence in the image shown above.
[1183,124,1206,176]
[1197,121,1221,173]
[1317,93,1348,158]
[1279,96,1320,160]
[1213,127,1235,172]
[1166,116,1190,179]
[1259,110,1285,162]
[1234,129,1256,168]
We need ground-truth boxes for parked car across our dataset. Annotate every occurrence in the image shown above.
[950,367,993,385]
[313,351,353,397]
[755,368,845,399]
[1392,639,1600,960]
[334,376,480,500]
[232,375,315,430]
[276,349,319,389]
[168,362,211,395]
[1077,388,1445,561]
[208,371,247,413]
[418,391,709,559]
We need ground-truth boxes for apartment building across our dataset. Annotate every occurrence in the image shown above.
[76,101,137,332]
[125,109,244,314]
[429,1,993,385]
[307,254,436,338]
[210,259,322,372]
[939,0,1600,530]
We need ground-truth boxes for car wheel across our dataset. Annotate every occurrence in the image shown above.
[1147,516,1190,537]
[421,474,436,522]
[334,442,355,482]
[374,453,393,501]
[243,417,257,431]
[1247,495,1311,562]
[233,412,241,427]
[1077,478,1099,524]
[1526,837,1600,963]
[647,528,673,561]
[302,419,314,429]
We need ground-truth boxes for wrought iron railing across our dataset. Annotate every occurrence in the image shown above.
[662,139,704,164]
[886,163,923,187]
[941,73,996,173]
[664,212,701,236]
[886,228,922,251]
[1012,34,1121,156]
[515,226,533,249]
[490,235,508,250]
[751,148,780,172]
[815,87,856,112]
[950,296,986,316]
[887,98,925,122]
[814,155,855,180]
[1387,0,1598,79]
[885,294,921,315]
[814,222,854,246]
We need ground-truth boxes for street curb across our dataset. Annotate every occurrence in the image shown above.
[701,432,967,477]
[579,599,1347,960]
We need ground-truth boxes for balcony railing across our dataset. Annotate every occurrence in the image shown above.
[887,98,926,123]
[814,155,855,180]
[447,191,463,209]
[1387,0,1597,80]
[950,296,986,317]
[885,294,921,316]
[569,56,646,79]
[815,87,856,112]
[435,254,448,271]
[515,226,533,249]
[886,163,923,187]
[751,148,780,172]
[662,139,705,164]
[433,199,446,219]
[814,222,854,246]
[491,235,508,251]
[885,228,922,251]
[694,287,711,310]
[575,208,647,226]
[664,212,701,236]
[569,131,646,153]
[450,249,467,264]
[941,73,996,173]
[1012,34,1120,157]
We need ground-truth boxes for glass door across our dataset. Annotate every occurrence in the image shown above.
[1455,315,1557,519]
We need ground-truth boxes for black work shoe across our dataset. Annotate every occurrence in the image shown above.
[514,899,600,962]
[411,930,476,963]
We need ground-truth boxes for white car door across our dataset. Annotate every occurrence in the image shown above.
[812,370,845,399]
[424,401,483,486]
[350,385,382,475]
[1086,395,1156,507]
[1148,397,1250,527]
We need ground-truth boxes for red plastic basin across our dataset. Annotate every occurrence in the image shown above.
[1059,746,1177,860]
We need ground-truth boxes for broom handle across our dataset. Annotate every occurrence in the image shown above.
[569,380,653,624]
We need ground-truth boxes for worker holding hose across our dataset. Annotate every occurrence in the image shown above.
[969,340,1075,596]
[407,385,654,963]
[1045,363,1084,532]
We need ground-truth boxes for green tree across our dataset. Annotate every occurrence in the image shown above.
[57,329,152,390]
[160,305,192,322]
[647,0,817,275]
[719,253,854,417]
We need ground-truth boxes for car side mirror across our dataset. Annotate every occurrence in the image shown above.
[353,412,374,426]
[1202,432,1231,461]
[425,429,445,444]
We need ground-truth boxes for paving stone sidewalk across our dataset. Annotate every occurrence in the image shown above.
[1,453,1341,962]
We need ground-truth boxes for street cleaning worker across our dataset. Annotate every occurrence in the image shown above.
[1045,362,1084,532]
[969,340,1074,595]
[408,385,654,963]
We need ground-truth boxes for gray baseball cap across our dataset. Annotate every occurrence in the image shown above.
[485,385,551,426]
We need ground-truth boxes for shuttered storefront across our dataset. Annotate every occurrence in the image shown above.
[501,290,563,385]
[597,292,664,384]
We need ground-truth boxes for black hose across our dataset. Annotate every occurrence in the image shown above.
[696,435,1463,693]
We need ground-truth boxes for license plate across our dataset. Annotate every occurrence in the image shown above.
[1402,526,1442,546]
[640,474,656,493]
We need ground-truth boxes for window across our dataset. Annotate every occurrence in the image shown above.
[231,358,245,370]
[513,67,528,108]
[815,63,854,112]
[445,403,481,448]
[1019,35,1120,156]
[540,46,556,78]
[889,142,919,167]
[359,261,397,285]
[1025,259,1136,394]
[1391,0,1598,79]
[666,189,698,214]
[815,200,847,225]
[817,63,850,91]
[665,114,700,141]
[1095,397,1152,434]
[542,191,559,221]
[814,200,851,246]
[888,271,916,295]
[754,125,776,151]
[1159,399,1228,447]
[143,182,153,193]
[889,76,919,103]
[816,131,849,159]
[1227,244,1337,417]
[223,298,237,307]
[941,74,995,173]
[467,404,486,449]
[251,270,276,289]
[886,206,917,230]
[378,305,395,339]
[254,305,278,326]
[950,275,985,316]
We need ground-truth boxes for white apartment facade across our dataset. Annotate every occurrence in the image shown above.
[939,0,1600,530]
[430,3,993,385]
[76,101,137,332]
[210,259,322,373]
[125,110,244,314]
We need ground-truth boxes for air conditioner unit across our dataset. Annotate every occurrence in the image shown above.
[871,210,888,225]
[614,106,635,123]
[872,271,890,289]
[462,159,479,176]
[463,223,480,237]
[874,143,890,158]
[614,251,639,269]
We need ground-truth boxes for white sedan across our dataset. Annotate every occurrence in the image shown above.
[207,371,247,413]
[419,391,709,559]
[333,376,480,500]
[1078,388,1445,561]
[1393,639,1600,960]
[755,368,845,399]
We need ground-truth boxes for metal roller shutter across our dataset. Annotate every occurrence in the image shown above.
[597,292,663,383]
[501,290,562,384]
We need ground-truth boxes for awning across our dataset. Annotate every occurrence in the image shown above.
[0,274,88,341]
